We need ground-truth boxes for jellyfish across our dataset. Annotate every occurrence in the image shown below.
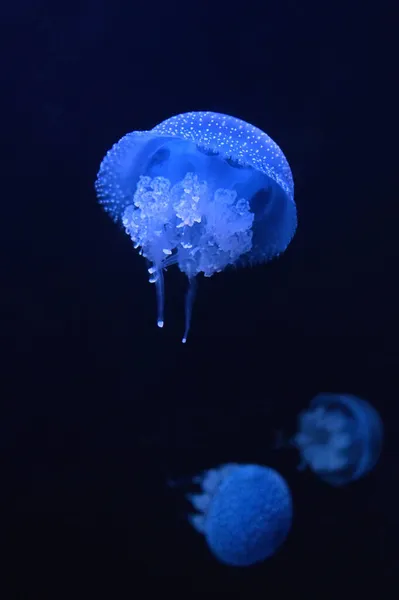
[183,463,292,566]
[95,111,296,342]
[292,393,383,486]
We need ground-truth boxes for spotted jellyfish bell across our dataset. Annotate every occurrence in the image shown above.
[95,111,296,343]
[186,462,293,566]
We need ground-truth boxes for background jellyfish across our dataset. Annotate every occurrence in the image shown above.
[182,463,293,567]
[292,393,383,486]
[95,111,296,342]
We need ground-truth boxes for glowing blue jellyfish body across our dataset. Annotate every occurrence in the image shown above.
[293,393,383,486]
[186,463,293,566]
[95,112,296,342]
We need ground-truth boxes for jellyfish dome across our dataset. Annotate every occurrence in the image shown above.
[293,393,384,486]
[186,463,293,567]
[95,111,296,342]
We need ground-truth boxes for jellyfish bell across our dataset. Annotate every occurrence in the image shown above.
[95,111,297,343]
[184,463,293,567]
[293,393,383,486]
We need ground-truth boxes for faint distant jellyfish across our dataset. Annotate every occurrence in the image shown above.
[95,112,296,343]
[293,393,383,486]
[186,463,293,566]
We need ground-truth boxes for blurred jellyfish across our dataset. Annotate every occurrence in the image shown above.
[293,393,383,486]
[95,111,296,343]
[184,463,292,566]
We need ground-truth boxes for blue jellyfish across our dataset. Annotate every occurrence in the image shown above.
[292,393,383,486]
[95,111,296,342]
[184,463,293,566]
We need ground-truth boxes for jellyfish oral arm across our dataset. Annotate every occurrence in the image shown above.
[155,272,164,328]
[148,264,165,328]
[182,276,197,343]
[121,173,254,343]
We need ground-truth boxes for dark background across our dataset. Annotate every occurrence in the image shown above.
[2,0,398,596]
